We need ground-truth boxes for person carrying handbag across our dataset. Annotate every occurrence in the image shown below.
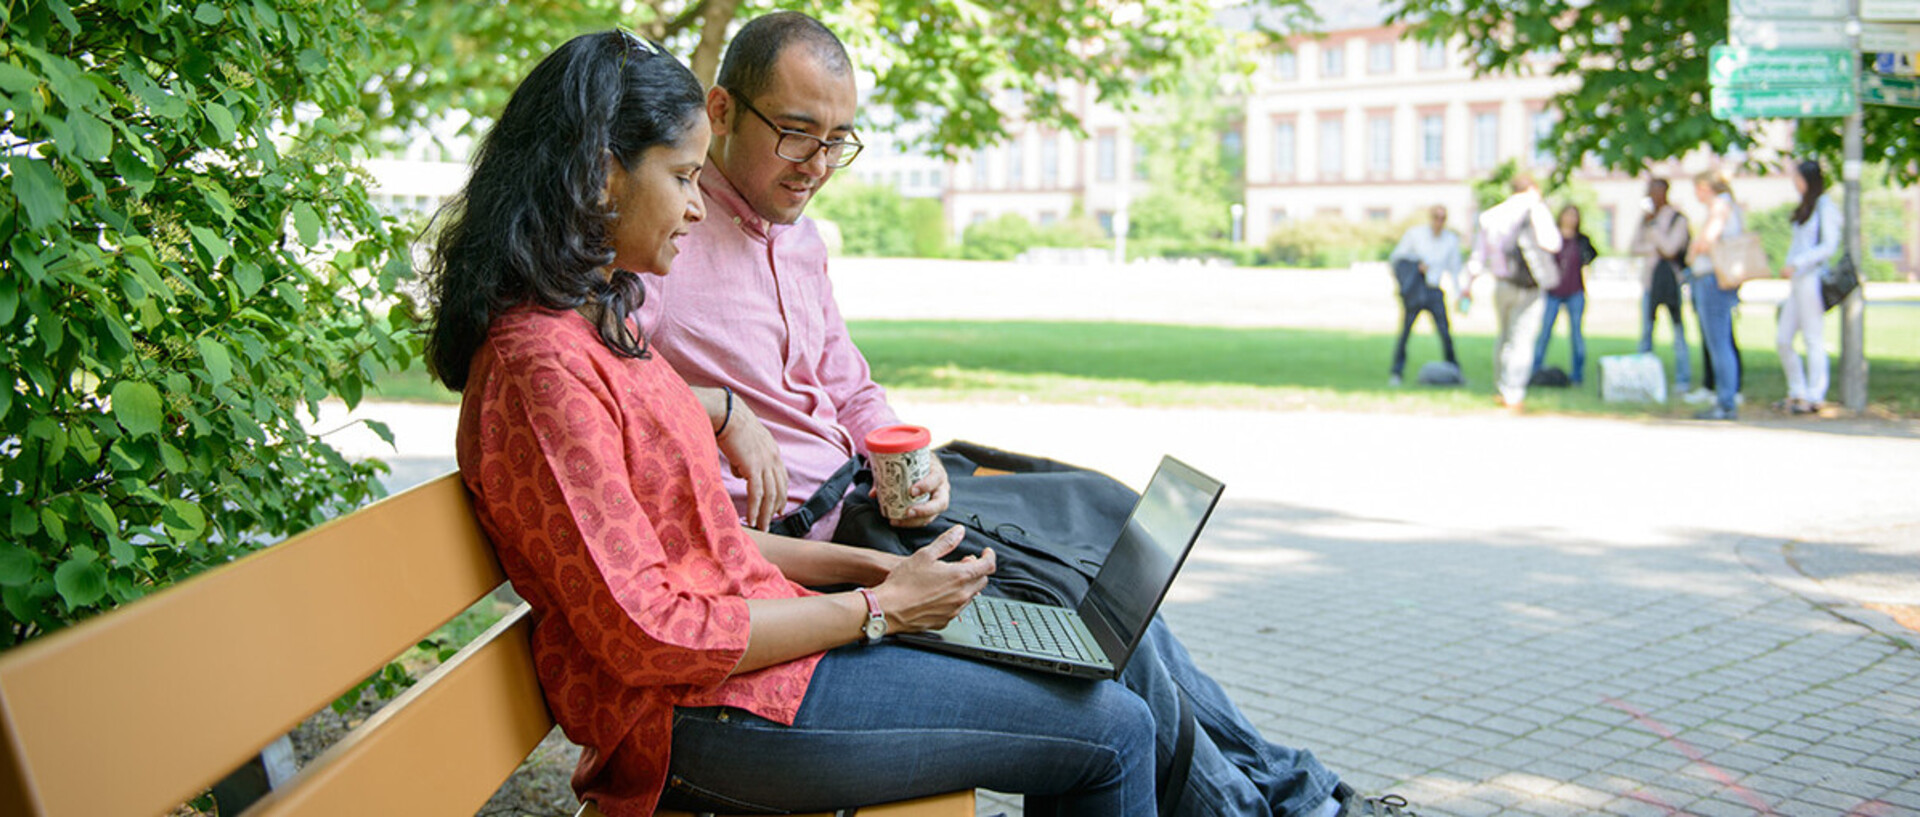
[1686,169,1746,421]
[1774,159,1843,415]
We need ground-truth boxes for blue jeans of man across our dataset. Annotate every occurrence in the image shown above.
[1693,277,1742,413]
[1533,291,1587,384]
[663,620,1342,816]
[1640,285,1691,389]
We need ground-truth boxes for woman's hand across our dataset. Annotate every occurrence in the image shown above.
[877,456,951,528]
[871,526,994,634]
[716,400,789,530]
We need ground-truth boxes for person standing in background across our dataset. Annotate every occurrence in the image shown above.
[1533,204,1597,386]
[1387,205,1464,386]
[1687,169,1746,421]
[1774,159,1842,415]
[1630,178,1691,396]
[1464,172,1563,412]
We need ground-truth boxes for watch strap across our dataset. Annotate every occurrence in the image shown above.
[856,588,886,644]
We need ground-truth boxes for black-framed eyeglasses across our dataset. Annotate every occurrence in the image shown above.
[728,90,864,169]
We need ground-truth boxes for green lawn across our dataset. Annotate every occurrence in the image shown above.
[371,303,1920,418]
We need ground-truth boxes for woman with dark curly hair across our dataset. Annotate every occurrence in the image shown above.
[421,30,1161,817]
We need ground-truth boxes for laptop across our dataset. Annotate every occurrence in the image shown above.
[895,456,1224,680]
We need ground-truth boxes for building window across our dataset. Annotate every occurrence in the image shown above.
[1368,41,1394,74]
[1097,131,1117,182]
[1368,114,1392,175]
[1133,142,1148,181]
[1322,44,1345,78]
[1419,40,1448,70]
[929,169,943,188]
[1270,208,1289,226]
[1272,120,1296,180]
[1472,111,1499,170]
[1420,114,1444,170]
[1318,116,1344,179]
[1366,207,1391,222]
[1274,50,1298,80]
[971,211,987,225]
[1222,128,1244,162]
[1041,137,1060,188]
[974,150,990,188]
[909,170,924,187]
[1096,210,1115,236]
[1530,110,1556,168]
[1039,211,1059,226]
[1009,138,1025,188]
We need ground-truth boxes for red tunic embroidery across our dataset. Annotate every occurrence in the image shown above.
[456,305,819,816]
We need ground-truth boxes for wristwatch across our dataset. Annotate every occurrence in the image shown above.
[856,588,887,645]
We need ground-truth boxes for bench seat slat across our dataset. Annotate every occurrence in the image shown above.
[0,473,501,817]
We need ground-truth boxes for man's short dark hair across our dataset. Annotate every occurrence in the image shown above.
[716,11,852,102]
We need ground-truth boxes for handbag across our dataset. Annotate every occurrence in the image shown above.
[1710,232,1770,290]
[1821,252,1859,310]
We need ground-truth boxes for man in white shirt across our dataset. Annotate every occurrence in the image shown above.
[1387,205,1464,386]
[1628,178,1692,394]
[1464,172,1563,411]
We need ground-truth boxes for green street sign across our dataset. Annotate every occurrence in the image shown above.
[1711,85,1859,118]
[1709,46,1857,87]
[1864,73,1920,107]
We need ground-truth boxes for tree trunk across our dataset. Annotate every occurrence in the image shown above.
[689,0,741,88]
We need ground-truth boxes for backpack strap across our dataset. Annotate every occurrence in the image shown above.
[768,456,864,538]
[1156,689,1198,817]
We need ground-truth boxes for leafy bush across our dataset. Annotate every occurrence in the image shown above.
[1127,238,1262,267]
[1263,217,1408,268]
[905,197,949,258]
[0,1,413,646]
[960,213,1043,260]
[1749,193,1909,282]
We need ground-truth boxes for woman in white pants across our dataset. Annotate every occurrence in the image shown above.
[1775,160,1843,415]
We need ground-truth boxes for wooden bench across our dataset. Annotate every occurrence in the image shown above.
[0,472,973,817]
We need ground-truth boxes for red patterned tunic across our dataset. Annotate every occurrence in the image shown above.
[455,305,820,816]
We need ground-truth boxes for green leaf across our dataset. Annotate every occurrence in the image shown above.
[8,156,67,230]
[161,500,209,541]
[205,101,236,143]
[81,494,118,533]
[159,441,189,474]
[110,380,164,438]
[194,2,225,24]
[292,202,322,246]
[365,419,394,446]
[118,64,188,120]
[54,549,108,609]
[233,260,264,298]
[187,224,231,265]
[69,112,113,162]
[112,146,156,199]
[196,337,233,385]
[0,544,36,586]
[0,63,40,96]
[107,536,138,569]
[39,507,67,544]
[8,499,38,537]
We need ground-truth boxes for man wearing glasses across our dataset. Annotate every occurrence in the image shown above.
[640,12,1414,816]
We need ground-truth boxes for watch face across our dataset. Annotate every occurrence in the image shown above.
[863,616,887,642]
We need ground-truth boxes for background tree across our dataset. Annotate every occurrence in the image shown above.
[1386,0,1920,185]
[365,0,1315,155]
[1,0,413,645]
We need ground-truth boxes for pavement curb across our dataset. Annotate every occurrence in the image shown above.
[1735,534,1918,650]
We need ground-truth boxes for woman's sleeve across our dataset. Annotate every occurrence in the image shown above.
[471,353,749,691]
[1789,198,1843,273]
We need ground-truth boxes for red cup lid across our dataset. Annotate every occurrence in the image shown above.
[865,424,931,454]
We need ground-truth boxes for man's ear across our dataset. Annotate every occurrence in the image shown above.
[705,86,734,137]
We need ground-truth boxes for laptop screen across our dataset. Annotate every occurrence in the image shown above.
[1080,457,1222,655]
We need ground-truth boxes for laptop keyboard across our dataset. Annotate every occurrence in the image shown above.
[967,598,1090,661]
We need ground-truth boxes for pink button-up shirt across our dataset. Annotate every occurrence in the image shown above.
[638,170,899,538]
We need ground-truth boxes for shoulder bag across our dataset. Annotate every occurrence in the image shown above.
[1822,252,1859,311]
[1710,232,1770,290]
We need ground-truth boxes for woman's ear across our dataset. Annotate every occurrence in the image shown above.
[601,150,624,207]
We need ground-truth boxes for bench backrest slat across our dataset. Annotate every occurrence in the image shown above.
[0,473,505,817]
[243,604,552,817]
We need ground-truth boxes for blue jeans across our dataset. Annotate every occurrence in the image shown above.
[1693,278,1742,412]
[663,642,1157,816]
[1533,291,1587,383]
[1640,286,1691,389]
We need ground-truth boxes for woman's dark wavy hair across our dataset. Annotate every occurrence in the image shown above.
[1790,160,1826,226]
[424,30,705,391]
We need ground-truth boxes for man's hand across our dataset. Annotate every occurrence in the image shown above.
[717,400,789,530]
[874,453,950,528]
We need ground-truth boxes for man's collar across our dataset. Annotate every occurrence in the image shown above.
[699,166,789,240]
